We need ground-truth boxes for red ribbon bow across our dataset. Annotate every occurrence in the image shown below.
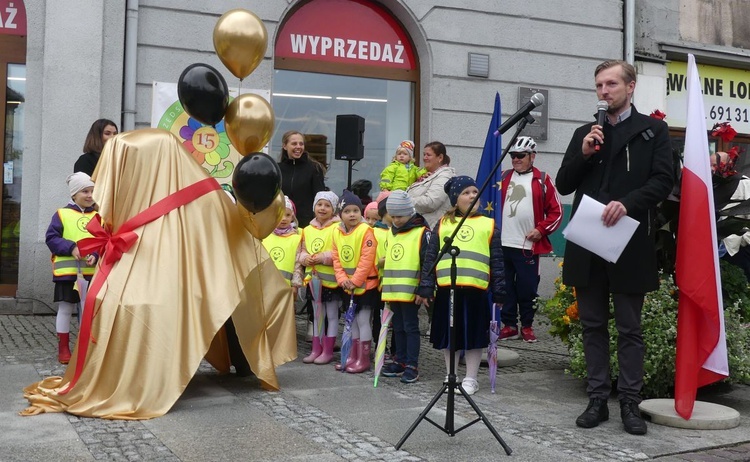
[78,215,138,267]
[59,177,221,394]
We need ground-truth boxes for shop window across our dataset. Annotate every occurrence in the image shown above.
[271,70,414,195]
[670,129,750,176]
[273,0,418,196]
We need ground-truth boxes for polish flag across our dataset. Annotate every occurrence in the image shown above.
[674,54,729,420]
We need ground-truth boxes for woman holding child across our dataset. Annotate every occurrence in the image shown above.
[406,141,456,229]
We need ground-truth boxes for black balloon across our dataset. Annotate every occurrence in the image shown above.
[232,153,282,213]
[177,63,229,126]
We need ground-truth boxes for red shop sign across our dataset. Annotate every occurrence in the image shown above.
[275,0,416,70]
[0,1,26,36]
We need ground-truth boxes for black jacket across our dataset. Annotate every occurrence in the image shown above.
[556,106,674,293]
[278,152,326,228]
[74,151,100,176]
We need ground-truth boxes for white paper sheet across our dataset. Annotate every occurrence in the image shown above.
[562,194,639,263]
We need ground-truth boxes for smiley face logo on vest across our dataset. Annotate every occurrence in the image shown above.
[456,225,475,242]
[77,216,91,233]
[341,245,355,263]
[269,246,285,263]
[311,237,325,253]
[390,243,404,261]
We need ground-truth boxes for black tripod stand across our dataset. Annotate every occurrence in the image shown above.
[395,114,536,454]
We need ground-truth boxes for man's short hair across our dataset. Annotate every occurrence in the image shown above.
[595,60,637,84]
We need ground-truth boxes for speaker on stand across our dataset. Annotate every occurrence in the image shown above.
[335,114,365,189]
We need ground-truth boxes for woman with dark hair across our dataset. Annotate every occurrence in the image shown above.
[74,119,119,176]
[277,130,327,228]
[406,141,456,229]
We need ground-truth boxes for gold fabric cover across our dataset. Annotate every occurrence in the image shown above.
[21,129,297,419]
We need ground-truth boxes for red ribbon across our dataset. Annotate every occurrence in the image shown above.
[59,177,221,394]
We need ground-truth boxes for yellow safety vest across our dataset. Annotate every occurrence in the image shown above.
[51,208,97,277]
[382,227,425,302]
[262,231,302,286]
[373,226,389,289]
[303,222,338,288]
[332,222,375,295]
[436,216,494,289]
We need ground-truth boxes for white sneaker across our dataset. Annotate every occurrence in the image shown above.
[461,377,479,395]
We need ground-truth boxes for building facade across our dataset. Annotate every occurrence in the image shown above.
[3,0,748,312]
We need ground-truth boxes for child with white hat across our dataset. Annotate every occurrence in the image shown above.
[45,172,99,364]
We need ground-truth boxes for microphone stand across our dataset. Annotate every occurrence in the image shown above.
[395,114,536,453]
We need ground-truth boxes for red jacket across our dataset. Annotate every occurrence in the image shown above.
[499,167,562,255]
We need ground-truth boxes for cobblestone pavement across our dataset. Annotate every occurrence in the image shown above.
[2,313,749,461]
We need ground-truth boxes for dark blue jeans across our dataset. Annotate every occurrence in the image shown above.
[500,246,539,328]
[391,301,420,368]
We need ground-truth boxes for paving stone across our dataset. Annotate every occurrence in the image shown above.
[4,314,750,462]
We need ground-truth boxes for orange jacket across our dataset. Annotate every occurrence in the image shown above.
[332,222,379,291]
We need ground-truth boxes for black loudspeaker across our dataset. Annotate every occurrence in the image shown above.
[335,114,365,160]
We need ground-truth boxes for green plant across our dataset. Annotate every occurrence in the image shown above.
[719,260,750,322]
[540,268,750,398]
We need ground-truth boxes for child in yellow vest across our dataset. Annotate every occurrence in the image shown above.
[299,191,341,364]
[380,191,431,383]
[419,176,505,395]
[332,190,379,373]
[263,196,303,289]
[45,172,99,364]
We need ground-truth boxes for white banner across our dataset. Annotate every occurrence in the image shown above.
[150,82,271,186]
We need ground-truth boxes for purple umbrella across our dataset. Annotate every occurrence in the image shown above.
[488,303,500,393]
[339,294,357,373]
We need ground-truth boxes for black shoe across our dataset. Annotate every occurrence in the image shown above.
[620,399,647,435]
[575,398,609,428]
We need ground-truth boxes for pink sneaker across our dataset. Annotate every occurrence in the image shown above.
[521,327,538,343]
[499,326,519,341]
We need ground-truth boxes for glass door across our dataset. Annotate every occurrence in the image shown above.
[0,31,26,296]
[0,63,24,291]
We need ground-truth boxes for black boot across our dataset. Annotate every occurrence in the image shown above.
[620,399,647,435]
[575,398,609,428]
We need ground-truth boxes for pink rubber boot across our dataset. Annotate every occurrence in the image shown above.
[302,337,322,363]
[314,336,336,364]
[336,338,359,371]
[346,340,371,373]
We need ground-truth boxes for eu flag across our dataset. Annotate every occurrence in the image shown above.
[476,93,503,321]
[476,92,503,223]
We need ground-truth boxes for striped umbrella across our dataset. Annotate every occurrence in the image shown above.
[373,303,394,387]
[74,261,89,319]
[308,272,325,342]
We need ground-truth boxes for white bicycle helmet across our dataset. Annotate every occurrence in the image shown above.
[510,136,537,153]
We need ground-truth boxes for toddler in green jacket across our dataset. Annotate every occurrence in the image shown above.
[379,140,425,191]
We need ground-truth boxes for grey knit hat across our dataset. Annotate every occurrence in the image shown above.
[386,190,415,217]
[67,172,94,197]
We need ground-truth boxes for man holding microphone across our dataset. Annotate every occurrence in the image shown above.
[556,60,674,435]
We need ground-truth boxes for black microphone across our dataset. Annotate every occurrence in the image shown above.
[594,100,608,152]
[493,93,545,136]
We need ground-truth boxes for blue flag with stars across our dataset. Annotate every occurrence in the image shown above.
[476,92,503,223]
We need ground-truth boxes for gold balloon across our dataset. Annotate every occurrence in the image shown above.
[237,192,284,239]
[225,93,275,156]
[213,9,268,80]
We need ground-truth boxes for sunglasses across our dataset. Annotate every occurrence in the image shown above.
[510,152,529,159]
